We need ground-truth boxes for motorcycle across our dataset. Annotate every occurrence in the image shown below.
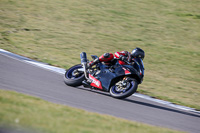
[64,52,144,99]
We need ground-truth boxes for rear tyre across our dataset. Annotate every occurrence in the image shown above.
[64,64,85,87]
[110,78,138,99]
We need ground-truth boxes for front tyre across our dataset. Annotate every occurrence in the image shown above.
[110,78,138,99]
[64,64,85,87]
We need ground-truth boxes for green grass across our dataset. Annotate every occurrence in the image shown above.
[0,0,200,110]
[0,90,182,133]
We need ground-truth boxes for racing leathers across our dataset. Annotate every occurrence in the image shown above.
[88,51,132,67]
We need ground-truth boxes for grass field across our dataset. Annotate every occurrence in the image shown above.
[0,90,182,133]
[0,0,199,111]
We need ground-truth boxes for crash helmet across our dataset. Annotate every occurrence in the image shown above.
[131,47,145,60]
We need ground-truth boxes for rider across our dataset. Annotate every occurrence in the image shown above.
[88,47,145,67]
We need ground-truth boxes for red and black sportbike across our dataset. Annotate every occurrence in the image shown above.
[64,52,144,99]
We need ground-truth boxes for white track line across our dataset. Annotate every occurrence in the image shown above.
[24,60,66,75]
[0,49,199,114]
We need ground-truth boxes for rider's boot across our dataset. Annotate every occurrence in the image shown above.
[82,80,91,88]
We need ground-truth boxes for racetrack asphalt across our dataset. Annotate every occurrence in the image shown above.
[0,53,200,133]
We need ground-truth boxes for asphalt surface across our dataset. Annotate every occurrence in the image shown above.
[0,53,200,133]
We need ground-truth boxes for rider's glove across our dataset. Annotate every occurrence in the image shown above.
[119,55,127,61]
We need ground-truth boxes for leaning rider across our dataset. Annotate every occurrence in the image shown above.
[88,47,145,67]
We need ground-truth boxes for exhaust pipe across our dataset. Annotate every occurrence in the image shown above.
[80,52,89,79]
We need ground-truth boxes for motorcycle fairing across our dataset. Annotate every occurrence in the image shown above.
[89,74,103,89]
[122,64,144,83]
[95,69,116,91]
[122,67,131,75]
[92,65,140,92]
[88,58,144,91]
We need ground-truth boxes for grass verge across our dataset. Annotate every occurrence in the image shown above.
[0,0,199,109]
[0,90,182,133]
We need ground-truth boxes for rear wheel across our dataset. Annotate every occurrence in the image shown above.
[110,77,138,99]
[64,64,85,87]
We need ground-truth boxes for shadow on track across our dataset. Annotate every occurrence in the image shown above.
[123,98,200,118]
[76,86,200,118]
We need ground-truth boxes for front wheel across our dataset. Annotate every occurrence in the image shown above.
[110,77,138,99]
[64,64,85,87]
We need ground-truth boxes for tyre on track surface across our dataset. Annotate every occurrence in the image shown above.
[110,78,138,99]
[64,64,85,87]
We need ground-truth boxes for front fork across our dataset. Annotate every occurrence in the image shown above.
[122,76,129,87]
[115,76,130,92]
